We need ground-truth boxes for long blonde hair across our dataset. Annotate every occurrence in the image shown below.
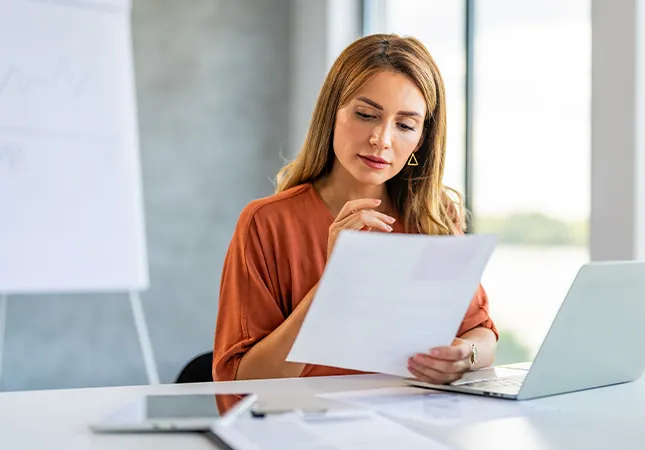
[276,33,465,235]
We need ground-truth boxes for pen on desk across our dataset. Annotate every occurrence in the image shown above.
[250,407,327,418]
[251,408,369,421]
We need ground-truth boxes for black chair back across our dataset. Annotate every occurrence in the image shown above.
[175,351,213,383]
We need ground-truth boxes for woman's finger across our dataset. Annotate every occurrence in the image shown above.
[335,198,382,221]
[334,209,394,231]
[408,365,441,384]
[407,363,461,385]
[341,211,393,232]
[412,354,470,375]
[408,358,460,384]
[428,343,472,362]
[334,208,395,228]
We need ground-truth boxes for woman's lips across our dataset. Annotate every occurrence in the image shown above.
[358,154,390,170]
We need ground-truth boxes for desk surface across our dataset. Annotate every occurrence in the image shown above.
[1,374,645,450]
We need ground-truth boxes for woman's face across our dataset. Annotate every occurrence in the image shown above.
[332,70,427,186]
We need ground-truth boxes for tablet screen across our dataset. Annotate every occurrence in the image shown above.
[145,394,248,419]
[91,393,255,432]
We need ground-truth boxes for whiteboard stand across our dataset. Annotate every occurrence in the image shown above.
[0,293,6,389]
[0,292,160,389]
[129,291,160,385]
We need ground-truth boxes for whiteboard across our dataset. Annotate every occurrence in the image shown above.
[0,0,149,293]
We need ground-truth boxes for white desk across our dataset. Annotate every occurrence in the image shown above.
[1,374,645,450]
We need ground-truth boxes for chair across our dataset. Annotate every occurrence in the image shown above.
[175,351,214,383]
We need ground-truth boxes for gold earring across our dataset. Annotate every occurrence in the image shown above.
[407,153,419,166]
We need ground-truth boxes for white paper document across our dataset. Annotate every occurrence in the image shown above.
[287,232,497,377]
[319,387,555,426]
[212,410,453,450]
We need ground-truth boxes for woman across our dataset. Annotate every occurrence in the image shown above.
[213,34,498,385]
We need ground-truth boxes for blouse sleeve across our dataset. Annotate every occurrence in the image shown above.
[457,284,498,339]
[444,197,498,340]
[212,209,285,381]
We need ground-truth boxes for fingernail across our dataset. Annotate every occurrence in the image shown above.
[386,225,393,232]
[387,216,396,223]
[431,349,440,356]
[374,199,382,204]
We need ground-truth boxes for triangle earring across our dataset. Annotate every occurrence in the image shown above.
[407,153,419,166]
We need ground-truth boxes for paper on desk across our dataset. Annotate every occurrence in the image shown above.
[287,232,497,377]
[212,410,453,450]
[319,387,556,426]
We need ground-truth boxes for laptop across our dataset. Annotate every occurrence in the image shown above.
[405,261,645,400]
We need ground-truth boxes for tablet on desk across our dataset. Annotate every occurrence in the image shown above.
[89,393,257,433]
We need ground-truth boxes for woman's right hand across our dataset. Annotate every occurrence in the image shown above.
[327,198,396,260]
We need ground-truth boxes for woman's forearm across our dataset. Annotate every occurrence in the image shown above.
[235,284,318,380]
[460,327,497,369]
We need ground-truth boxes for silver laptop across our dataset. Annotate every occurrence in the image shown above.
[405,261,645,400]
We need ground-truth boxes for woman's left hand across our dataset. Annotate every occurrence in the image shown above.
[407,338,474,384]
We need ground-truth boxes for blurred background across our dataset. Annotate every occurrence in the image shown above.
[2,0,591,390]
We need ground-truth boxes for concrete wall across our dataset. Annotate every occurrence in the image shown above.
[288,0,362,155]
[2,0,290,391]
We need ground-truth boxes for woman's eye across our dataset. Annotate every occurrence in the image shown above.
[355,111,376,120]
[398,123,416,132]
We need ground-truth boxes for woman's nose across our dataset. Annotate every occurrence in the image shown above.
[369,123,393,150]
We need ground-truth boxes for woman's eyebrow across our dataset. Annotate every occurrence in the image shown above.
[356,96,422,117]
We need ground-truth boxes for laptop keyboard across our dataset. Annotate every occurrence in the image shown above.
[459,373,527,394]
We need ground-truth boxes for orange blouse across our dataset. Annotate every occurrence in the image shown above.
[212,183,498,382]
